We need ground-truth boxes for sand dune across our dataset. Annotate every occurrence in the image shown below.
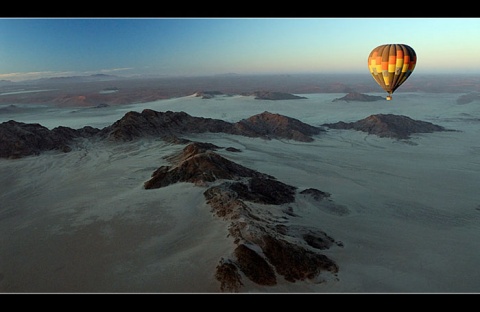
[0,92,479,293]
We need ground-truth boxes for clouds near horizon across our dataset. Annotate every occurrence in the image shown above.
[1,18,480,81]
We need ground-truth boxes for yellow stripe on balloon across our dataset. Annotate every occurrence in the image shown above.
[383,75,390,86]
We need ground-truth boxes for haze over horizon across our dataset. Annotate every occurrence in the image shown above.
[1,17,480,82]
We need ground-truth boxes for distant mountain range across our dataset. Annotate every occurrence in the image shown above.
[0,74,125,86]
[27,73,123,84]
[1,74,480,108]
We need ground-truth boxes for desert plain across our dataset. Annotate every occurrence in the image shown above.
[0,75,479,293]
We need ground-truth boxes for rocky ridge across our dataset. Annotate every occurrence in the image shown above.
[456,92,480,104]
[194,90,307,100]
[0,110,322,158]
[0,120,100,159]
[322,114,451,140]
[100,110,324,142]
[246,91,308,100]
[0,110,451,159]
[144,142,343,292]
[332,92,384,102]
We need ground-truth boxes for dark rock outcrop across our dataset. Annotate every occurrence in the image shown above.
[145,141,342,292]
[215,259,244,292]
[259,235,338,283]
[0,104,26,114]
[225,147,241,152]
[52,125,101,141]
[0,120,99,159]
[233,244,277,286]
[205,179,340,291]
[164,141,221,164]
[300,188,331,201]
[332,92,384,102]
[456,92,480,104]
[94,103,110,108]
[227,177,297,205]
[322,114,450,140]
[0,110,323,159]
[243,91,307,100]
[101,109,323,142]
[195,90,306,100]
[144,151,271,189]
[234,111,324,142]
[100,110,235,141]
[194,90,225,99]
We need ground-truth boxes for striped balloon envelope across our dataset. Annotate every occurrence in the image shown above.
[368,44,417,100]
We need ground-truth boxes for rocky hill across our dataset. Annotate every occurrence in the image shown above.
[332,92,384,102]
[144,141,343,291]
[0,110,323,158]
[234,111,324,142]
[0,104,26,114]
[244,91,308,100]
[322,114,450,140]
[99,110,235,141]
[194,90,227,99]
[0,120,99,159]
[456,92,480,104]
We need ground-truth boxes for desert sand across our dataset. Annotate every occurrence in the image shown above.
[0,91,479,293]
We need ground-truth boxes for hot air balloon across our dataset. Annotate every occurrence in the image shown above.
[368,44,417,100]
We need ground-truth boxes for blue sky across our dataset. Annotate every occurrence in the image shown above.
[1,17,479,81]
